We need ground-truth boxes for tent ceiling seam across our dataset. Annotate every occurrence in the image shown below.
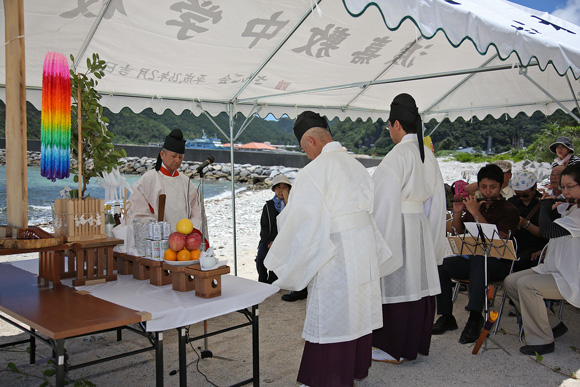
[229,0,323,104]
[423,54,499,114]
[520,69,580,123]
[72,0,112,72]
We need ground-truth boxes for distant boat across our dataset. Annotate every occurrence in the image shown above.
[185,131,223,150]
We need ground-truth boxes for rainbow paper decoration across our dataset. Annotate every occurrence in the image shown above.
[41,52,71,182]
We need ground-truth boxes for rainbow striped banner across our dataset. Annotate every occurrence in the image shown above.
[41,52,71,182]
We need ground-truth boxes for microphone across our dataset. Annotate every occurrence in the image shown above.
[195,155,215,174]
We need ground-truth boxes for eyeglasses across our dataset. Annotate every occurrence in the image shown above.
[558,183,579,191]
[385,122,391,131]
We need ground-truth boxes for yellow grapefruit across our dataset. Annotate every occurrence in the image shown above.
[176,218,194,235]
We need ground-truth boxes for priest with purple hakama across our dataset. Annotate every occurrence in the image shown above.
[371,94,447,363]
[265,111,391,387]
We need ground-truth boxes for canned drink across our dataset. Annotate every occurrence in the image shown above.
[160,239,169,252]
[145,239,153,259]
[161,222,171,239]
[153,223,163,241]
[151,240,161,260]
[147,223,155,240]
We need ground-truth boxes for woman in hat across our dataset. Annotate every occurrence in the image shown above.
[550,136,580,168]
[255,174,291,284]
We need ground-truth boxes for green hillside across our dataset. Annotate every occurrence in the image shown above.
[0,101,577,158]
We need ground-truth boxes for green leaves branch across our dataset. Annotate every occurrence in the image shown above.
[70,53,127,198]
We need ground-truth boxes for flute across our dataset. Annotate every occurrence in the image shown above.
[552,198,580,204]
[452,197,506,202]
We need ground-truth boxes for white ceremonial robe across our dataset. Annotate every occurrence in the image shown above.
[372,134,447,304]
[129,168,204,233]
[533,205,580,308]
[264,142,391,344]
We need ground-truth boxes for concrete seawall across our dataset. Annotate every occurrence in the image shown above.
[0,139,382,187]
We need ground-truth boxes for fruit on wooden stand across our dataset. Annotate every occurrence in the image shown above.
[190,249,201,260]
[186,233,202,251]
[177,249,191,261]
[164,249,177,261]
[168,232,186,251]
[176,218,194,235]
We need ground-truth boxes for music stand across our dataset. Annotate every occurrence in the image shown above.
[448,220,516,354]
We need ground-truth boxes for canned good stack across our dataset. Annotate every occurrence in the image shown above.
[145,221,171,260]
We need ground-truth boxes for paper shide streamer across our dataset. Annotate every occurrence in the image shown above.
[41,52,71,182]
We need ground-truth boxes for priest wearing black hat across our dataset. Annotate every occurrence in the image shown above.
[130,129,206,234]
[371,93,447,364]
[264,111,390,387]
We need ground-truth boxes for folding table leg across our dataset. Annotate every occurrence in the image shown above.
[156,332,164,387]
[55,339,65,387]
[252,305,259,387]
[29,327,36,364]
[178,327,187,387]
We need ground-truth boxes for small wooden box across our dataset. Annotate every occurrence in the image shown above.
[142,258,172,286]
[163,263,196,292]
[133,256,151,280]
[187,264,230,298]
[53,198,107,242]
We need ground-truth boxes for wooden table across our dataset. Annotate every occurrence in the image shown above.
[0,264,160,386]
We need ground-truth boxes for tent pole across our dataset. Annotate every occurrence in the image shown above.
[4,0,28,228]
[520,69,580,123]
[228,104,238,276]
[565,74,580,114]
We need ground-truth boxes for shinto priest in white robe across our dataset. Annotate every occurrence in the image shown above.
[373,134,447,304]
[533,204,580,307]
[130,165,205,233]
[264,142,391,344]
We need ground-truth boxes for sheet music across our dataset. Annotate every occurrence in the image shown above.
[464,222,500,240]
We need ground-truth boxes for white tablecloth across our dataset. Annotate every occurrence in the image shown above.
[77,274,279,331]
[10,259,279,332]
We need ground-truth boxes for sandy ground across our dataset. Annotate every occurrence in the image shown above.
[1,159,579,386]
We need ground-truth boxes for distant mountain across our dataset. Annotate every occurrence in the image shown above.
[0,100,577,156]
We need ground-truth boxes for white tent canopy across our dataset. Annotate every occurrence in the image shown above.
[2,0,580,124]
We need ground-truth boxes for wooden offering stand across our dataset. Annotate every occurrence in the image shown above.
[188,264,230,298]
[71,238,123,286]
[163,262,197,292]
[141,257,172,286]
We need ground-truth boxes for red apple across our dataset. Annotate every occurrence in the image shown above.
[186,233,202,251]
[168,232,186,251]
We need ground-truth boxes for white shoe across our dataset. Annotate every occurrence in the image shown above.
[371,349,405,364]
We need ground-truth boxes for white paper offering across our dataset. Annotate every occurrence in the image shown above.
[464,222,500,240]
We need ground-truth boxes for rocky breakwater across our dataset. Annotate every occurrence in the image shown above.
[11,151,300,188]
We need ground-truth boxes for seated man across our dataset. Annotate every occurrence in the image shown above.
[507,170,547,272]
[465,160,516,199]
[433,163,519,344]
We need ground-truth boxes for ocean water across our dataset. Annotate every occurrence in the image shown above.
[0,166,243,226]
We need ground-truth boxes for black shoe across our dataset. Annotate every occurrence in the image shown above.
[281,290,307,302]
[519,342,554,355]
[552,322,568,339]
[459,315,484,344]
[432,315,458,335]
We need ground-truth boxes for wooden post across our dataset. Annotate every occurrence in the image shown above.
[4,0,28,227]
